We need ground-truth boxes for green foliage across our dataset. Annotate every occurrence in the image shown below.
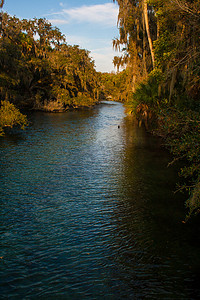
[114,0,200,218]
[154,32,176,68]
[100,70,129,102]
[126,75,160,116]
[135,79,159,107]
[186,181,200,219]
[154,107,200,218]
[0,100,28,135]
[149,68,164,83]
[0,13,100,111]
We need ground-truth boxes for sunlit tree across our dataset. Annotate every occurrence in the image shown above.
[0,13,100,111]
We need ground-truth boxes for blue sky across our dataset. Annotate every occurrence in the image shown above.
[2,0,120,73]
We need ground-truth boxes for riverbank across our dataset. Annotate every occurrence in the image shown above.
[126,97,200,220]
[0,97,101,136]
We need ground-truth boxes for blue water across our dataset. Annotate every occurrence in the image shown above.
[1,101,200,299]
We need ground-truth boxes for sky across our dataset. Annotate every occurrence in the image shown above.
[2,0,120,73]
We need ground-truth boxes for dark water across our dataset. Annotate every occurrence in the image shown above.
[1,101,200,299]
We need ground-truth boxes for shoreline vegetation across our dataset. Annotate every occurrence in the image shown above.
[112,0,200,219]
[1,0,200,219]
[0,12,102,133]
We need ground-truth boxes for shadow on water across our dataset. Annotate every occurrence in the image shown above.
[110,116,200,299]
[0,101,200,299]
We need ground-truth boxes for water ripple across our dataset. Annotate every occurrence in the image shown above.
[1,102,200,299]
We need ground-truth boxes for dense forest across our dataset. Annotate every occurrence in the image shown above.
[0,11,101,134]
[112,0,200,218]
[0,0,200,218]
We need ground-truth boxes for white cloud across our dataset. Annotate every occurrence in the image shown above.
[45,3,119,73]
[47,3,118,27]
[60,36,116,72]
[90,47,117,73]
[49,18,69,25]
[65,34,92,47]
[61,36,116,72]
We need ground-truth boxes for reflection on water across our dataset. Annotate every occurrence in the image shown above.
[0,101,200,299]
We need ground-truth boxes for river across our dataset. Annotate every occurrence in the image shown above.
[0,101,200,299]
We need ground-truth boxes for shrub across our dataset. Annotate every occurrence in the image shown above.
[0,100,28,135]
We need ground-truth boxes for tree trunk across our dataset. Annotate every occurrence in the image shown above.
[0,0,4,8]
[169,67,177,102]
[143,0,155,68]
[142,14,148,78]
[157,18,160,39]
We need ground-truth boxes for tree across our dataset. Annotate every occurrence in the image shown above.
[113,0,200,218]
[143,0,155,67]
[112,0,157,96]
[0,13,100,111]
[0,100,28,135]
[0,0,4,8]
